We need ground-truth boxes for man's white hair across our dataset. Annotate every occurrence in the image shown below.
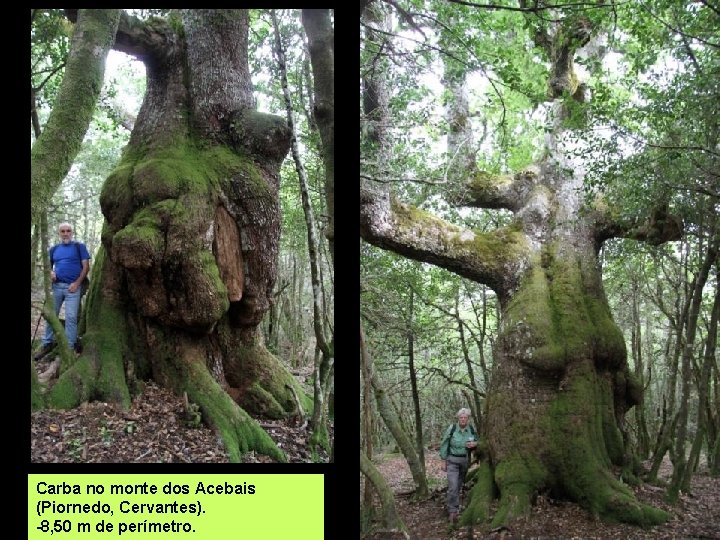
[457,407,471,417]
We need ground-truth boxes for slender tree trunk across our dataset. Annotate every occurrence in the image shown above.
[441,18,476,196]
[31,86,42,141]
[631,282,651,458]
[456,289,484,428]
[680,264,720,493]
[407,289,426,476]
[680,236,719,490]
[648,270,688,481]
[360,450,409,538]
[469,285,493,389]
[668,234,718,500]
[361,320,429,498]
[712,434,720,476]
[362,328,376,510]
[289,254,300,367]
[272,10,333,452]
[31,10,120,384]
[301,9,334,265]
[360,1,390,198]
[707,280,720,475]
[31,224,40,292]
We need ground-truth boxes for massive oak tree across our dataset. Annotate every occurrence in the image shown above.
[360,1,683,527]
[40,9,311,462]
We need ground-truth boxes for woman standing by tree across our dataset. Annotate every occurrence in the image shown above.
[439,407,478,524]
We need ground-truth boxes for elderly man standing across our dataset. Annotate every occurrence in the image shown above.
[439,407,478,524]
[34,222,91,359]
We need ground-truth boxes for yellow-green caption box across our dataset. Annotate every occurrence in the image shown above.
[28,474,322,539]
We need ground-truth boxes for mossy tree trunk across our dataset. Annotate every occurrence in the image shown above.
[360,450,409,538]
[360,14,683,529]
[45,9,311,462]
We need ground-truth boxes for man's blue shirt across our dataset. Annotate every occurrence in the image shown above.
[50,242,91,283]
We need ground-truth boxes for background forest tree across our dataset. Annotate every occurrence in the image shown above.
[360,0,718,534]
[31,9,334,463]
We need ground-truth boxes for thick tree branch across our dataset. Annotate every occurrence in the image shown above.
[593,203,684,246]
[66,9,174,64]
[360,188,529,301]
[114,12,176,63]
[450,167,540,211]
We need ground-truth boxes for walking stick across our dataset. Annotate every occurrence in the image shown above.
[31,298,46,347]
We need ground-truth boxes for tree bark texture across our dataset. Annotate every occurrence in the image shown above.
[360,13,682,527]
[301,9,334,264]
[46,10,309,462]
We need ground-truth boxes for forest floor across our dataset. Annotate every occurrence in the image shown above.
[31,376,331,464]
[361,452,720,540]
[31,348,330,463]
[30,292,331,464]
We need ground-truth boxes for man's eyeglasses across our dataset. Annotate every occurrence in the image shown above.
[60,229,72,233]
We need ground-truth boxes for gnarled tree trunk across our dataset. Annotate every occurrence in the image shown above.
[45,9,311,462]
[360,12,682,527]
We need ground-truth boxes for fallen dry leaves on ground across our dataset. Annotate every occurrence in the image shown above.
[31,380,330,464]
[361,453,720,540]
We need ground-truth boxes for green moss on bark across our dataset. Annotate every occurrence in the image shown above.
[101,139,267,232]
[182,360,286,463]
[48,247,132,410]
[31,10,121,221]
[491,456,548,528]
[47,299,132,410]
[480,243,667,528]
[309,421,330,453]
[46,356,97,409]
[100,161,137,227]
[460,461,496,526]
[112,208,164,269]
[390,200,528,284]
[598,373,625,465]
[504,247,626,372]
[231,340,312,418]
[468,171,513,192]
[544,361,668,527]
